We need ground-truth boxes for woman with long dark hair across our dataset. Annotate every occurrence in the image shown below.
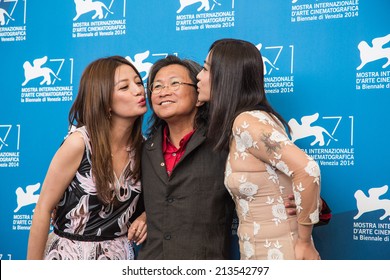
[197,39,321,260]
[27,56,147,259]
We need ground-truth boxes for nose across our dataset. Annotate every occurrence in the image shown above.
[157,85,172,96]
[134,84,145,96]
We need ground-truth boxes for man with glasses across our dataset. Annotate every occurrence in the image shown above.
[137,55,235,259]
[136,55,297,260]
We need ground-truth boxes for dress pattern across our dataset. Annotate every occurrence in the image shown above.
[45,126,140,260]
[224,111,321,260]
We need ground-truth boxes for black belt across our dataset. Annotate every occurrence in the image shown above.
[53,228,119,242]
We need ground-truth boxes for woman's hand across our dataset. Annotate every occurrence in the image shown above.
[295,237,321,260]
[128,211,147,245]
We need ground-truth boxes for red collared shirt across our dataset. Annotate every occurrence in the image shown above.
[162,126,195,176]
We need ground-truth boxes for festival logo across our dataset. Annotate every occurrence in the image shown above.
[0,124,12,151]
[256,43,280,76]
[288,113,337,146]
[356,34,390,71]
[72,0,126,38]
[175,0,235,31]
[352,184,390,243]
[14,182,41,213]
[354,185,390,221]
[20,56,74,103]
[126,51,154,82]
[0,132,8,149]
[288,113,355,167]
[73,0,114,21]
[177,0,221,13]
[21,56,61,86]
[126,51,179,83]
[0,0,27,42]
[12,182,42,232]
[355,34,390,91]
[257,43,294,94]
[0,124,20,168]
[0,5,14,26]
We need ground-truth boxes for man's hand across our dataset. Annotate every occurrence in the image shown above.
[285,194,297,215]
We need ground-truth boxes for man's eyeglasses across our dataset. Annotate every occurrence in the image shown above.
[149,80,197,95]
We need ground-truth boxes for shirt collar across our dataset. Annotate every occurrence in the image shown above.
[162,125,196,153]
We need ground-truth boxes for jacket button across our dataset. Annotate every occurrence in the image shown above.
[160,162,165,167]
[164,234,171,240]
[167,197,174,203]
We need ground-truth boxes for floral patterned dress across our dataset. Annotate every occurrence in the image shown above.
[224,111,321,260]
[44,126,141,260]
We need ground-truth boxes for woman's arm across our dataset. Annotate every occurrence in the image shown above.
[27,132,85,259]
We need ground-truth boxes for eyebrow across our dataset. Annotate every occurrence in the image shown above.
[114,78,128,86]
[115,75,140,85]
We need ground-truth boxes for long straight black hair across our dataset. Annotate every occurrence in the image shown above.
[206,38,289,152]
